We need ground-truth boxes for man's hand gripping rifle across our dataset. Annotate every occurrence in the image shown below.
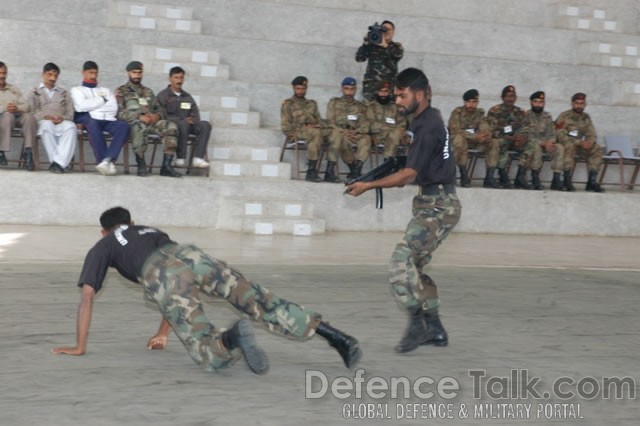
[344,156,406,208]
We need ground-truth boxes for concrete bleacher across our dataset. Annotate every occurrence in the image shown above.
[0,0,639,236]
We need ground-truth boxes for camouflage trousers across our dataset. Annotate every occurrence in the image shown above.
[452,134,499,168]
[292,126,323,161]
[327,129,370,163]
[389,190,462,313]
[372,128,404,158]
[531,143,564,172]
[562,141,603,172]
[141,243,322,372]
[496,137,541,169]
[129,119,178,156]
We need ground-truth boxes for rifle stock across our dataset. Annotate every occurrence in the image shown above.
[345,156,407,209]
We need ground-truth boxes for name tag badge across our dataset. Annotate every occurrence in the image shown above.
[465,128,476,134]
[569,130,579,137]
[180,102,191,110]
[503,125,513,134]
[138,98,149,106]
[347,114,358,121]
[385,117,396,125]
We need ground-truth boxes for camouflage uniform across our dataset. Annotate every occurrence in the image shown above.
[326,96,370,164]
[141,243,322,371]
[487,103,534,169]
[115,81,177,155]
[520,110,563,172]
[448,106,499,168]
[355,41,404,101]
[366,98,407,158]
[555,109,603,172]
[280,96,324,161]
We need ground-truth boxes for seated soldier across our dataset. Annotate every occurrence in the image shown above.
[280,76,324,182]
[325,77,370,182]
[366,80,407,161]
[448,89,499,188]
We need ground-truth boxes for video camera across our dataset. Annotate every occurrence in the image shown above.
[367,22,388,45]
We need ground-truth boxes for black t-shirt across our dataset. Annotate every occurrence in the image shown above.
[405,106,456,186]
[77,225,175,292]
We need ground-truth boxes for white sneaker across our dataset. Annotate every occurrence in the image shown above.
[107,162,117,175]
[96,160,110,176]
[192,157,210,168]
[175,158,185,167]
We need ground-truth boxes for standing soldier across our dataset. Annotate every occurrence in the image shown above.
[487,85,530,189]
[346,68,461,354]
[116,61,181,178]
[519,91,563,191]
[326,77,370,182]
[554,93,604,192]
[366,80,407,161]
[355,20,404,101]
[448,89,499,188]
[280,76,324,182]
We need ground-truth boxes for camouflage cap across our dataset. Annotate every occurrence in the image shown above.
[501,85,516,97]
[291,76,308,86]
[341,76,357,86]
[126,61,143,72]
[530,91,545,101]
[571,92,586,102]
[376,80,392,90]
[463,89,479,101]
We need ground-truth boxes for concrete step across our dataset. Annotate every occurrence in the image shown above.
[201,110,260,128]
[211,128,283,148]
[226,198,316,218]
[114,1,194,20]
[209,145,281,162]
[241,217,325,236]
[148,62,230,79]
[210,160,291,179]
[194,94,251,112]
[110,15,202,34]
[132,45,220,65]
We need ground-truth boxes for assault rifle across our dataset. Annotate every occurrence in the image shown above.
[344,156,407,209]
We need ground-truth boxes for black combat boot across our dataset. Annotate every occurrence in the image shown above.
[498,168,513,189]
[160,154,182,178]
[22,147,34,171]
[421,311,449,346]
[562,170,575,192]
[305,160,322,182]
[483,167,500,188]
[221,319,269,375]
[585,171,605,193]
[550,172,563,191]
[315,321,362,368]
[353,160,363,178]
[458,165,470,187]
[324,161,341,183]
[531,170,544,190]
[0,151,7,166]
[514,166,531,189]
[135,154,149,177]
[394,307,428,353]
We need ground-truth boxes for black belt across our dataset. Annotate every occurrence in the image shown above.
[419,183,456,196]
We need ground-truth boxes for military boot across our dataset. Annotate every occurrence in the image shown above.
[483,167,500,188]
[324,161,341,183]
[160,154,182,178]
[562,170,576,192]
[135,154,149,177]
[498,168,513,189]
[550,172,563,191]
[421,311,449,347]
[458,165,471,187]
[22,147,34,171]
[315,321,362,368]
[394,307,428,353]
[353,160,364,178]
[0,151,7,166]
[585,170,605,193]
[514,166,531,189]
[531,170,544,190]
[305,160,322,182]
[221,319,269,375]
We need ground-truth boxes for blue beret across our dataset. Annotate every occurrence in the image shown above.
[341,77,357,86]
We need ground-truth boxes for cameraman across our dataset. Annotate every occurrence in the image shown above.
[355,20,404,101]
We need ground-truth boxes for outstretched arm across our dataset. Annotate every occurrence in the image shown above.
[52,284,95,355]
[147,318,171,350]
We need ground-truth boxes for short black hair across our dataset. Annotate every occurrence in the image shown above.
[169,66,185,76]
[395,67,429,92]
[0,61,6,70]
[381,20,395,29]
[83,61,98,71]
[43,62,60,74]
[100,207,132,230]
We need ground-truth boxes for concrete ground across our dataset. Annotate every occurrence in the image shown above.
[0,226,638,426]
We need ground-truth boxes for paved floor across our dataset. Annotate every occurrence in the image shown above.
[0,226,638,426]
